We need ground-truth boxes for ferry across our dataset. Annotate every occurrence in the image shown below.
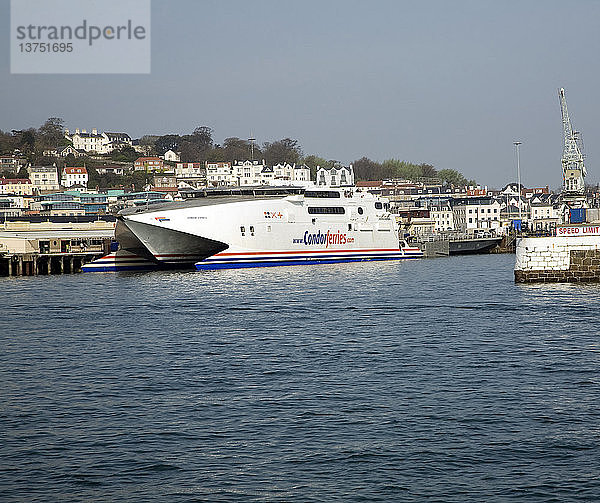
[83,187,423,271]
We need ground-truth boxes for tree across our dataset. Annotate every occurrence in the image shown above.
[263,138,302,165]
[353,157,384,180]
[438,169,468,187]
[110,146,138,162]
[221,137,259,162]
[154,134,180,155]
[37,117,66,149]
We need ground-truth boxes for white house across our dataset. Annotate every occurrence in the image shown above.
[232,160,266,186]
[65,128,132,154]
[206,161,236,186]
[28,165,60,193]
[452,197,502,233]
[162,150,181,162]
[429,203,455,232]
[273,163,311,183]
[61,166,88,188]
[316,165,354,187]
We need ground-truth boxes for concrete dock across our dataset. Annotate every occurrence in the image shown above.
[0,221,115,276]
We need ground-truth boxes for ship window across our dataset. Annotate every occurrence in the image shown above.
[308,207,345,215]
[304,190,341,198]
[358,207,364,215]
[348,224,352,231]
[240,225,245,236]
[375,202,383,209]
[250,226,254,235]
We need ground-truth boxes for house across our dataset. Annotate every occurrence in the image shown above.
[206,161,235,186]
[429,202,455,232]
[61,166,88,188]
[65,128,132,154]
[452,197,502,233]
[134,157,164,172]
[0,155,26,171]
[316,165,354,187]
[0,178,33,196]
[162,150,181,162]
[28,165,60,193]
[175,162,205,179]
[96,165,126,176]
[43,145,85,158]
[272,163,311,183]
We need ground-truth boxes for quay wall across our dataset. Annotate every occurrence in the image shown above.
[515,235,600,283]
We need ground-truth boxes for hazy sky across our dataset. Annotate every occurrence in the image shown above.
[2,0,599,189]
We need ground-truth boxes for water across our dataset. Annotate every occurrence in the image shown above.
[1,254,600,502]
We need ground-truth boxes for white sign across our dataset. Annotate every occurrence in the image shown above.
[556,225,600,237]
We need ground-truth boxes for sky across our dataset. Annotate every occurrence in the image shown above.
[1,0,600,189]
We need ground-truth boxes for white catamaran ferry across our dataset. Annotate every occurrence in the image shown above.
[84,187,422,271]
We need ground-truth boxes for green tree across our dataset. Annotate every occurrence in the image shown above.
[438,169,468,186]
[37,117,66,149]
[263,138,302,165]
[352,157,384,180]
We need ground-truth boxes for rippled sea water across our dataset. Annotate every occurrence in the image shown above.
[1,254,600,502]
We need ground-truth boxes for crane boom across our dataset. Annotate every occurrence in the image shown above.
[559,88,586,196]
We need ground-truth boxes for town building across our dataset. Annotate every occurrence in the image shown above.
[316,165,354,187]
[206,161,235,186]
[61,166,88,188]
[0,178,34,196]
[134,157,164,172]
[429,202,455,232]
[0,155,27,171]
[232,160,266,186]
[28,165,60,193]
[96,165,127,176]
[162,150,181,162]
[452,197,502,233]
[65,129,132,154]
[273,163,311,183]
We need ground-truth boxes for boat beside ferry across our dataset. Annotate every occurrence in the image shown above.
[84,187,423,271]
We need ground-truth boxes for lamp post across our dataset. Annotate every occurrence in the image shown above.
[248,137,256,161]
[514,141,522,231]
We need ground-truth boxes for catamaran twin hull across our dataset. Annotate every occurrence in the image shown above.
[84,190,423,271]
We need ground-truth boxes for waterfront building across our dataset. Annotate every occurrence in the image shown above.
[61,166,88,189]
[272,163,311,183]
[429,202,455,232]
[452,197,502,233]
[232,160,266,186]
[28,165,60,193]
[0,178,33,196]
[206,161,235,186]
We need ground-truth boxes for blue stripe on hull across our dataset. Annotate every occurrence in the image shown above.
[196,255,421,270]
[82,265,156,272]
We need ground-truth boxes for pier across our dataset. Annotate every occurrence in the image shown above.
[0,221,115,277]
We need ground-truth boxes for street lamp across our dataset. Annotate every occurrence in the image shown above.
[514,141,522,230]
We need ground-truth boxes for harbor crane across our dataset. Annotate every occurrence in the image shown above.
[559,88,586,203]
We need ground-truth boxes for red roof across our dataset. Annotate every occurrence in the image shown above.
[63,167,88,174]
[0,178,31,184]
